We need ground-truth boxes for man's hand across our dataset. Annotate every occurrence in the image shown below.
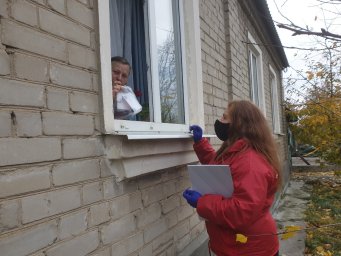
[183,189,202,208]
[189,125,203,143]
[112,81,123,98]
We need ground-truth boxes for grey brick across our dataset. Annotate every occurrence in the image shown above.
[88,202,110,227]
[39,8,91,46]
[70,91,99,113]
[0,78,45,107]
[82,181,102,204]
[42,112,94,135]
[52,159,100,186]
[11,0,38,27]
[50,62,92,90]
[101,214,136,245]
[0,222,57,256]
[0,200,19,232]
[0,111,11,137]
[0,138,61,166]
[110,232,144,256]
[0,166,50,198]
[68,43,97,70]
[67,0,94,28]
[46,87,69,111]
[59,210,87,240]
[21,187,81,223]
[63,137,103,159]
[47,0,66,15]
[0,49,10,75]
[0,1,9,18]
[14,53,49,82]
[110,192,142,220]
[1,19,67,61]
[15,111,43,137]
[46,230,99,256]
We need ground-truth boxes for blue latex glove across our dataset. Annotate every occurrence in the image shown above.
[183,189,202,208]
[189,125,203,143]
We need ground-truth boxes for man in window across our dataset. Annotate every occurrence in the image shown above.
[112,56,142,119]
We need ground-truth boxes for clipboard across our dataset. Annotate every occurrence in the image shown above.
[187,165,233,198]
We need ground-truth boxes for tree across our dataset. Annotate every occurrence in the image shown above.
[286,40,341,164]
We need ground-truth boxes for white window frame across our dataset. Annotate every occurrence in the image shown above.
[98,0,204,138]
[247,32,266,115]
[269,65,282,134]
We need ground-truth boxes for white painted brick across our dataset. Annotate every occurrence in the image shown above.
[46,230,99,256]
[50,62,92,90]
[63,137,103,159]
[0,221,58,256]
[52,159,100,186]
[59,210,88,240]
[110,192,142,220]
[67,0,94,28]
[47,0,66,15]
[46,88,69,111]
[111,232,144,256]
[0,78,45,107]
[0,200,19,232]
[0,49,10,75]
[1,19,67,61]
[89,202,110,227]
[82,181,102,205]
[0,166,50,198]
[136,203,161,228]
[161,195,180,214]
[143,218,168,243]
[0,138,61,166]
[14,53,49,82]
[174,221,189,241]
[70,91,99,113]
[101,214,136,245]
[39,8,91,46]
[103,179,138,200]
[42,112,94,135]
[11,0,38,27]
[15,111,42,137]
[176,233,190,253]
[21,187,81,223]
[68,43,97,70]
[141,183,164,206]
[0,111,11,137]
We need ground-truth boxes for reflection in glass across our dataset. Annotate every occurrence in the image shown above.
[155,0,184,124]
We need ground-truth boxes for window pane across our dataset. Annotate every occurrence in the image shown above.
[155,0,184,124]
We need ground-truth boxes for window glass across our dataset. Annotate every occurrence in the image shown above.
[109,0,184,124]
[270,70,281,133]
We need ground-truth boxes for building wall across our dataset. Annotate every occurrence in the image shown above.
[0,1,289,256]
[0,1,204,256]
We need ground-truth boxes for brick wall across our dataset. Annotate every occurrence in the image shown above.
[0,1,205,255]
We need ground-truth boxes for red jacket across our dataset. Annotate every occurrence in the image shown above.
[194,138,279,256]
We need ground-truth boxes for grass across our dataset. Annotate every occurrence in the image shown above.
[304,170,341,256]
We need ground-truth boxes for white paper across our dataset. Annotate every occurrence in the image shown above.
[187,165,233,198]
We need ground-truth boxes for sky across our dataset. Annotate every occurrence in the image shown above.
[266,0,341,101]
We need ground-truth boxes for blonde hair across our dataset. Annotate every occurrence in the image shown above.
[215,100,282,189]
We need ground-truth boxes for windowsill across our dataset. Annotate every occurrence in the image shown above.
[103,134,214,181]
[110,132,216,140]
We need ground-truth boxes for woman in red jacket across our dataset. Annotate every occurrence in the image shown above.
[183,100,282,256]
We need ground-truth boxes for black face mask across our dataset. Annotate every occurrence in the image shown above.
[214,119,230,141]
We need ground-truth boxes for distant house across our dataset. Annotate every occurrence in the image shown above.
[0,0,289,255]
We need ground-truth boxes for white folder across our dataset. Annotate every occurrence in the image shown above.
[187,165,234,198]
